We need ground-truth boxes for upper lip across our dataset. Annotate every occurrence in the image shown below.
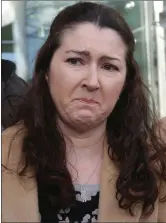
[75,98,99,104]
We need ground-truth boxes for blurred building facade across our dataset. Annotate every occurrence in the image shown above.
[2,1,166,117]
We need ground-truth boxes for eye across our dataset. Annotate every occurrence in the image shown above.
[66,58,84,66]
[102,63,119,71]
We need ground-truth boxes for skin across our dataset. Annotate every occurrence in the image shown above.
[159,117,166,142]
[47,23,127,184]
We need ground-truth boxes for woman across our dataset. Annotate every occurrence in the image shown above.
[2,2,166,222]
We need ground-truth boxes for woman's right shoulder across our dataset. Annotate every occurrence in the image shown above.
[158,117,166,141]
[160,116,166,124]
[2,122,27,169]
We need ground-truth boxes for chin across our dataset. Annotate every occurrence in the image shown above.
[64,109,106,131]
[71,120,96,132]
[74,111,97,121]
[68,113,100,132]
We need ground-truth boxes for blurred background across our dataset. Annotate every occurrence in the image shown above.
[2,0,166,117]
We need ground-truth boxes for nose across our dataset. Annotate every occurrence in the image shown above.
[82,66,100,91]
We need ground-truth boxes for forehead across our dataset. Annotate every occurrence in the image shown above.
[59,23,127,58]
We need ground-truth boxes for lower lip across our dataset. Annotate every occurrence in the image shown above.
[76,99,98,104]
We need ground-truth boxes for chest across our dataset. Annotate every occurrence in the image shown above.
[39,184,100,222]
[3,170,159,222]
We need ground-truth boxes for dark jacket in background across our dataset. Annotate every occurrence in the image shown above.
[2,59,28,130]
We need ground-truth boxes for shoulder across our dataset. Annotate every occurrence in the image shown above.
[160,117,166,143]
[2,122,27,170]
[160,117,166,133]
[157,117,166,221]
[2,59,16,82]
[155,117,166,142]
[159,116,166,127]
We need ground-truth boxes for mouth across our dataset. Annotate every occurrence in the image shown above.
[75,98,99,104]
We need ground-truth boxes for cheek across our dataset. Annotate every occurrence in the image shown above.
[47,70,66,107]
[103,76,125,109]
[49,75,62,98]
[48,69,78,106]
[49,64,79,90]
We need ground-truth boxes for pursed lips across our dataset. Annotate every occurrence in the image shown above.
[75,98,99,104]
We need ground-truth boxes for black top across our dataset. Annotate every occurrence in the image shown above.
[38,183,100,222]
[2,59,16,82]
[1,59,28,129]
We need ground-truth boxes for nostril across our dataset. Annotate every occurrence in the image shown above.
[86,84,99,91]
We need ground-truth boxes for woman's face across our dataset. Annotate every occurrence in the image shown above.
[48,23,127,130]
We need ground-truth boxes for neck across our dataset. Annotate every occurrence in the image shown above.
[58,119,106,158]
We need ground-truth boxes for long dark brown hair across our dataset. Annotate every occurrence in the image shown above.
[5,1,166,217]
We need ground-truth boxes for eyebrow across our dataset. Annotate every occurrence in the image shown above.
[65,50,121,62]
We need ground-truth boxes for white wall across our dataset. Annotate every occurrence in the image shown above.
[154,1,166,118]
[11,1,28,81]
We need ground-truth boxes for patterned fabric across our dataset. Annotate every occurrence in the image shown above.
[38,184,100,223]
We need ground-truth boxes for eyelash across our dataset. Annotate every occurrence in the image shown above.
[66,58,119,71]
[66,58,84,65]
[102,64,119,71]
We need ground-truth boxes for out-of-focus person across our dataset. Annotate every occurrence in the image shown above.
[2,59,28,130]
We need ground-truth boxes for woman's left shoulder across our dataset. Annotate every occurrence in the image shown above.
[160,116,166,126]
[156,117,166,141]
[157,117,166,221]
[157,179,166,222]
[159,116,166,126]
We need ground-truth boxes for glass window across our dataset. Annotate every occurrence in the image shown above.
[2,23,16,62]
[25,0,155,86]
